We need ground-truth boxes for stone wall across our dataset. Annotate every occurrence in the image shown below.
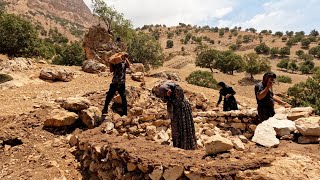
[72,129,274,180]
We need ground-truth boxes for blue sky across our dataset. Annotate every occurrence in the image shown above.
[84,0,320,32]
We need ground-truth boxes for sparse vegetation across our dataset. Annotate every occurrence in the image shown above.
[243,53,271,79]
[128,32,164,70]
[288,73,320,114]
[52,42,85,66]
[0,13,39,57]
[254,43,270,55]
[277,75,292,83]
[186,70,218,89]
[166,40,174,48]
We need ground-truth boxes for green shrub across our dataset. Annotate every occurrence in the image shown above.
[186,70,218,89]
[167,32,174,39]
[254,43,270,54]
[229,44,237,51]
[288,75,320,114]
[52,42,85,66]
[277,75,292,83]
[128,32,164,69]
[166,40,174,48]
[0,74,13,84]
[0,13,39,57]
[300,65,311,74]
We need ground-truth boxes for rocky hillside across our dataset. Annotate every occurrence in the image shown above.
[3,0,97,41]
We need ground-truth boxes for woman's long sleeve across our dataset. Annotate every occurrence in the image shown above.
[217,93,222,105]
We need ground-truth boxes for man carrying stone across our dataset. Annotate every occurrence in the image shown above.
[255,72,291,122]
[102,53,130,117]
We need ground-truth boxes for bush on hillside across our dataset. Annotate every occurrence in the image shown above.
[195,49,220,72]
[288,74,320,114]
[229,44,238,51]
[0,13,39,57]
[301,38,311,48]
[0,74,13,84]
[277,75,292,83]
[128,32,164,70]
[254,43,270,54]
[52,42,85,66]
[243,53,271,79]
[166,40,174,48]
[277,59,289,70]
[186,70,218,89]
[167,32,174,39]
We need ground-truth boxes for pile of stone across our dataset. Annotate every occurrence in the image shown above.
[0,57,34,73]
[252,107,318,147]
[44,97,102,129]
[150,71,181,81]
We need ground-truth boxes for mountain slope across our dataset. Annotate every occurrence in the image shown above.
[3,0,98,40]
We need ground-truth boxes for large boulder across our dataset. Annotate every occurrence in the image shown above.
[40,68,74,82]
[252,123,279,148]
[262,116,296,136]
[83,25,115,64]
[80,106,102,128]
[0,57,34,72]
[131,72,144,82]
[151,71,181,81]
[290,107,314,114]
[44,109,78,127]
[60,97,91,111]
[130,63,145,73]
[205,135,234,155]
[82,60,107,74]
[295,117,320,136]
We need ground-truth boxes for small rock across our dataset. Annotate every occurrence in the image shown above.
[127,162,137,171]
[252,123,279,148]
[60,97,91,111]
[298,136,320,144]
[67,135,78,146]
[163,165,184,180]
[287,112,310,121]
[104,122,115,132]
[231,137,245,151]
[204,129,214,137]
[129,107,143,116]
[205,135,234,155]
[146,126,157,138]
[130,63,145,73]
[149,165,163,180]
[44,109,78,127]
[157,130,169,142]
[131,72,144,82]
[80,106,102,128]
[238,135,249,143]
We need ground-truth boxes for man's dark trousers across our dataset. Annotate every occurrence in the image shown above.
[102,83,127,116]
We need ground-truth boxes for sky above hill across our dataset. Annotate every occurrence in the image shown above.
[84,0,320,32]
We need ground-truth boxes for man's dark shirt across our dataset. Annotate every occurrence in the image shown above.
[112,62,127,84]
[255,82,274,107]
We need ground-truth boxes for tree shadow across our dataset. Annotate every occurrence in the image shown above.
[238,77,260,86]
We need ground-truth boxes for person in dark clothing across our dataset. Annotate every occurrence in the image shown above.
[255,72,291,122]
[216,82,238,111]
[102,54,130,116]
[158,81,197,150]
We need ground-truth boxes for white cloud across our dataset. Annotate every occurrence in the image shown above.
[83,0,320,32]
[84,0,234,27]
[237,0,320,32]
